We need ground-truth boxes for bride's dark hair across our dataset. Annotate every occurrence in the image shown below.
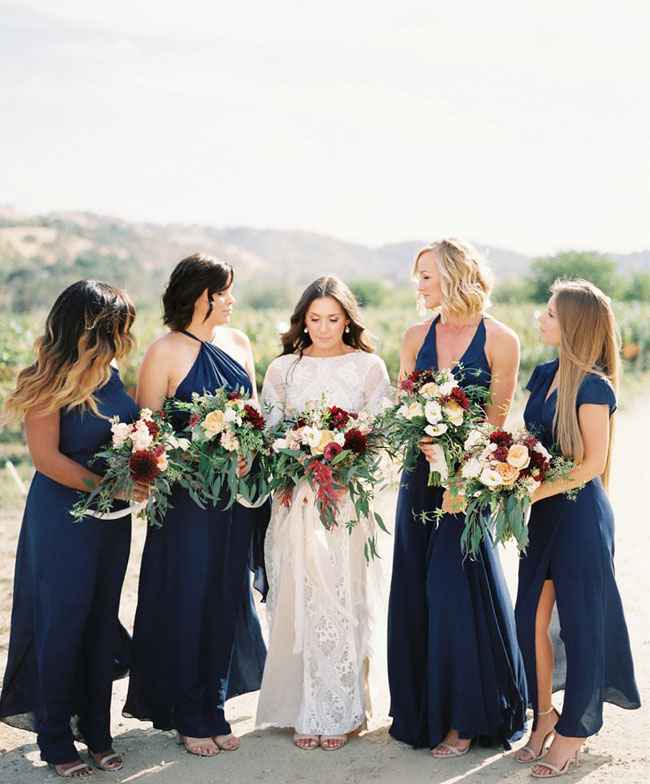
[280,276,374,356]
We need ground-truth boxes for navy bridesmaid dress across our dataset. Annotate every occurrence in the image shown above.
[387,315,527,750]
[0,368,138,765]
[515,360,640,736]
[123,331,266,740]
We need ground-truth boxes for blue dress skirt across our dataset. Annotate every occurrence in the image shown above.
[0,368,138,765]
[387,316,528,750]
[515,360,640,737]
[123,332,266,739]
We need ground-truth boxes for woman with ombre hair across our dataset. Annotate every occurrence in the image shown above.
[387,238,528,757]
[513,280,639,777]
[0,280,146,778]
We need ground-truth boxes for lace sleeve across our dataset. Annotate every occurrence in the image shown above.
[363,356,392,416]
[261,359,287,429]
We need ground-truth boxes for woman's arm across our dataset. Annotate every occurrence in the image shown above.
[484,322,520,427]
[25,410,102,491]
[532,403,610,503]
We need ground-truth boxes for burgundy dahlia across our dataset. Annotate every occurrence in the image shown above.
[129,450,160,484]
[489,429,513,446]
[450,387,470,411]
[328,406,351,428]
[323,441,343,461]
[244,404,265,430]
[493,445,509,462]
[145,419,160,439]
[343,429,367,455]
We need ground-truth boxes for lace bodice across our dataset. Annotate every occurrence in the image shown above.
[261,351,391,428]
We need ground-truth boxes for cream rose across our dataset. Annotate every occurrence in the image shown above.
[461,456,483,479]
[111,421,132,448]
[313,429,335,455]
[443,400,464,426]
[404,401,424,420]
[157,453,169,471]
[202,409,226,437]
[464,428,484,451]
[507,444,530,470]
[272,437,289,453]
[419,382,439,399]
[496,461,520,486]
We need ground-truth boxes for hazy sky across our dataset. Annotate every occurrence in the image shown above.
[2,0,649,254]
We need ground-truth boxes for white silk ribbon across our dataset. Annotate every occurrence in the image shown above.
[71,500,147,520]
[427,443,449,483]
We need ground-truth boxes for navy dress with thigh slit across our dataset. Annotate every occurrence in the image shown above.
[123,332,266,739]
[387,315,528,750]
[515,360,640,737]
[0,368,138,765]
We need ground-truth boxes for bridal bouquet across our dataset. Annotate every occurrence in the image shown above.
[454,425,581,558]
[269,397,389,550]
[378,365,489,486]
[71,408,187,526]
[173,387,271,508]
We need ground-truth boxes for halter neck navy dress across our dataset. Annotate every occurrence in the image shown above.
[124,332,266,740]
[387,315,527,750]
[515,360,640,736]
[0,368,137,765]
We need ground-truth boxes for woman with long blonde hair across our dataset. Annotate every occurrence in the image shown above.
[513,279,640,777]
[387,238,527,756]
[0,280,146,779]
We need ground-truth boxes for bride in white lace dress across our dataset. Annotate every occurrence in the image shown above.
[256,277,391,751]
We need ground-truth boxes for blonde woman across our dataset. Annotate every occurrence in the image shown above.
[387,238,527,756]
[0,280,145,778]
[513,280,640,777]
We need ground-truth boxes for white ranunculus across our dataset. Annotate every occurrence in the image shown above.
[424,423,448,437]
[167,435,191,451]
[479,468,503,488]
[438,374,457,395]
[522,476,540,495]
[424,400,443,424]
[404,401,424,420]
[301,426,321,448]
[223,407,242,425]
[461,457,483,479]
[464,428,485,451]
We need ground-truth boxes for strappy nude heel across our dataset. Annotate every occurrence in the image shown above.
[175,731,220,756]
[531,747,581,778]
[514,706,558,764]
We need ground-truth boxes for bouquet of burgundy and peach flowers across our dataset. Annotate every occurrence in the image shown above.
[453,424,582,558]
[71,408,190,525]
[172,387,271,509]
[377,365,489,486]
[269,396,389,556]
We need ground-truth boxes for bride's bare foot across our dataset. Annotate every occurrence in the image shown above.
[514,707,558,763]
[320,734,348,751]
[531,734,583,777]
[430,728,471,757]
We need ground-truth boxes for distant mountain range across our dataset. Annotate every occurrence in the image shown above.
[1,207,648,296]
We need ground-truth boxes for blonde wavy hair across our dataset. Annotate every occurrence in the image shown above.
[552,279,620,490]
[413,238,493,321]
[3,280,136,424]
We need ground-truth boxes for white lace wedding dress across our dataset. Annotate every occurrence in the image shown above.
[255,351,391,735]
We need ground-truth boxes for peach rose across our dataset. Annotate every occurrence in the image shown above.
[202,409,226,437]
[496,461,519,486]
[443,400,464,426]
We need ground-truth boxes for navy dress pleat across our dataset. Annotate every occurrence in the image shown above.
[123,332,266,738]
[515,360,640,737]
[0,368,138,765]
[387,316,527,749]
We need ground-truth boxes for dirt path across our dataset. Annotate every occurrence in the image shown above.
[1,401,648,783]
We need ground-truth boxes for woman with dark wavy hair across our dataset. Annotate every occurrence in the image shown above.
[124,253,266,757]
[255,276,391,751]
[0,280,145,778]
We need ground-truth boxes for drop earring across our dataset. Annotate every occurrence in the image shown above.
[345,325,350,333]
[303,326,308,333]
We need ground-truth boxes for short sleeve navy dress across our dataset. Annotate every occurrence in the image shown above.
[123,332,266,740]
[387,316,527,750]
[0,368,138,766]
[515,360,640,736]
